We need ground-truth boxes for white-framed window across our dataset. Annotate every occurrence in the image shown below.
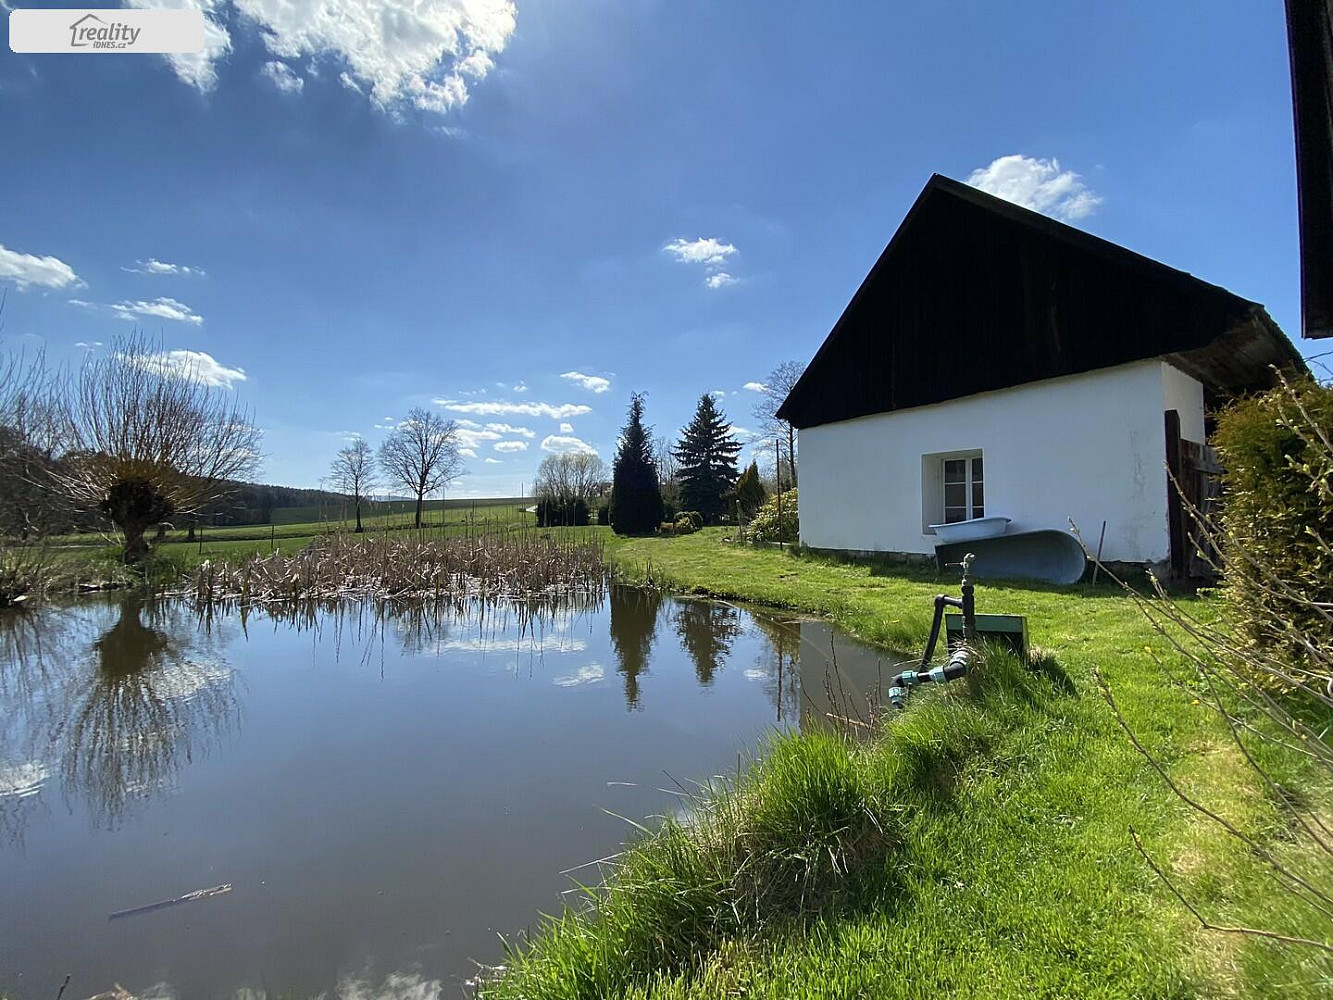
[921,449,984,531]
[942,454,984,523]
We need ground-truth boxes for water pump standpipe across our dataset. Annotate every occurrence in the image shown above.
[888,553,978,710]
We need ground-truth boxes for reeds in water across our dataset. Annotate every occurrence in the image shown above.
[185,530,609,607]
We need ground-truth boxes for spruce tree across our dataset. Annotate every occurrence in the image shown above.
[673,394,743,523]
[610,392,664,535]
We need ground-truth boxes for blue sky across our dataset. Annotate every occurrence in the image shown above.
[0,0,1318,495]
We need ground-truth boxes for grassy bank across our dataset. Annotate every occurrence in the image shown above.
[480,529,1331,999]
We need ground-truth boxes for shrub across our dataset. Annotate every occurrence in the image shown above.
[1212,377,1333,655]
[0,544,52,606]
[1098,373,1333,965]
[748,488,798,544]
[536,497,590,527]
[677,511,703,531]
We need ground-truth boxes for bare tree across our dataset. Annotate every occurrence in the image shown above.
[0,308,71,599]
[328,437,378,533]
[536,452,607,505]
[566,451,608,505]
[752,360,805,489]
[534,452,607,524]
[653,436,680,512]
[48,334,261,564]
[377,406,465,529]
[0,336,68,539]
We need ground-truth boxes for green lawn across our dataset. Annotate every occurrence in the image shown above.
[49,499,536,562]
[481,529,1331,999]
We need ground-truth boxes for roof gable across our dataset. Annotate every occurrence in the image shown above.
[777,175,1304,429]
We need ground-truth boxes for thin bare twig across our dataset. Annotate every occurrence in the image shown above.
[1129,826,1333,954]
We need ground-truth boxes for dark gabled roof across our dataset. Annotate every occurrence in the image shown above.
[1286,0,1333,338]
[777,175,1307,430]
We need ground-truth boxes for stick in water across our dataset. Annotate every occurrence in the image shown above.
[108,884,233,921]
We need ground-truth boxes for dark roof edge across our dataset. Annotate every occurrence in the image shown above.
[777,173,1276,425]
[775,177,941,423]
[924,175,1263,308]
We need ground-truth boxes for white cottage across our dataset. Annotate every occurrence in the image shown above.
[777,176,1306,576]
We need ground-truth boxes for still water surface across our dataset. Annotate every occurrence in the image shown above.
[0,587,891,999]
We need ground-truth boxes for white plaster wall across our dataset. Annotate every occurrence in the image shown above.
[798,360,1193,564]
[1161,361,1206,443]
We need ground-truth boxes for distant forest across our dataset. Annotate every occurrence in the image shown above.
[208,483,526,527]
[210,482,353,526]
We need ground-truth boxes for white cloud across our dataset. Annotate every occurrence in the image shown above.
[74,340,103,349]
[457,48,493,78]
[261,60,304,93]
[438,634,587,654]
[553,663,605,688]
[129,0,516,117]
[559,421,573,433]
[512,381,528,393]
[742,381,768,393]
[664,237,737,267]
[560,371,611,394]
[484,422,534,438]
[124,257,206,277]
[436,399,593,420]
[493,440,527,453]
[540,434,598,456]
[730,425,758,441]
[456,427,501,450]
[0,242,81,290]
[484,457,501,464]
[111,296,204,326]
[126,0,233,92]
[965,155,1103,222]
[665,238,741,289]
[459,447,478,458]
[132,349,246,388]
[709,389,727,398]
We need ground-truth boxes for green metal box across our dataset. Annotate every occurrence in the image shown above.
[945,613,1029,658]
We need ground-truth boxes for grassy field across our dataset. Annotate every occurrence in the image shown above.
[50,498,535,557]
[37,524,1333,996]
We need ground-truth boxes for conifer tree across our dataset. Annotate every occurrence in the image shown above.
[610,393,664,535]
[733,459,766,520]
[673,394,742,523]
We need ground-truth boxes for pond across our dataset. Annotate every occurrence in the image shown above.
[0,586,896,1000]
